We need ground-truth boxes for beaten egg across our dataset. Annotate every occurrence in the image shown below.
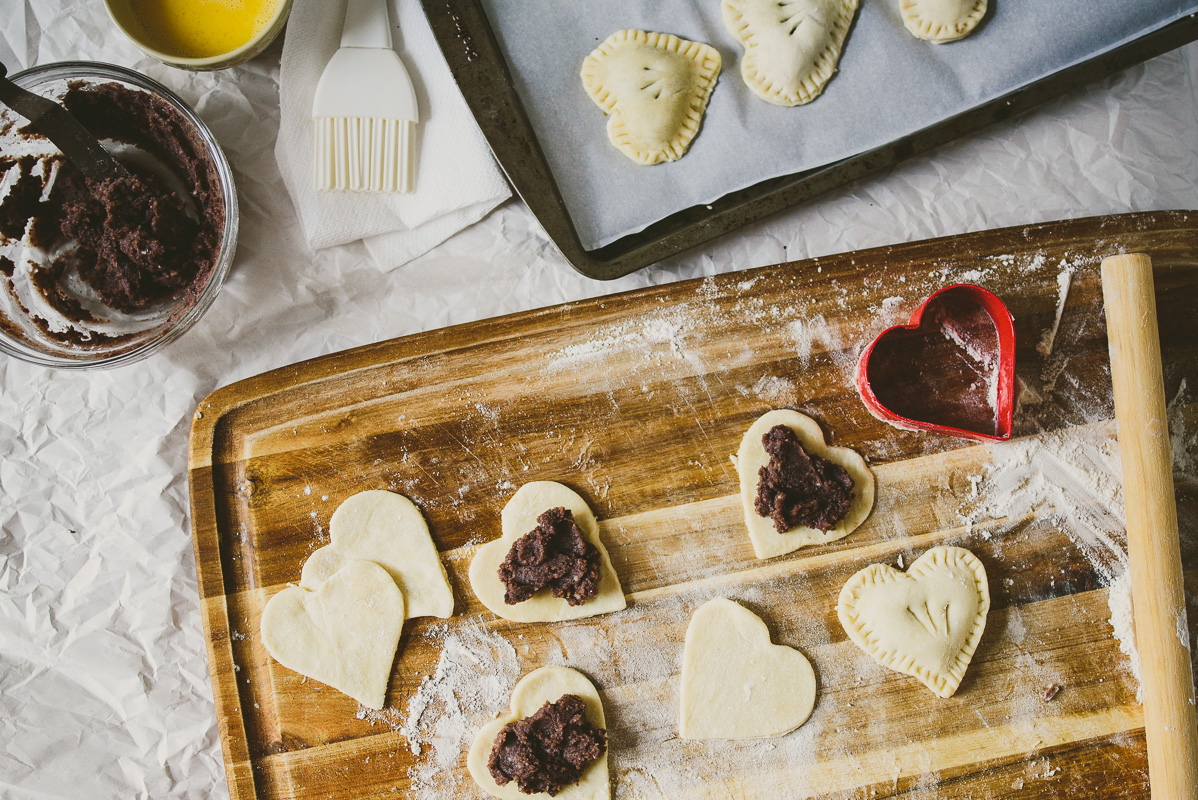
[126,0,283,59]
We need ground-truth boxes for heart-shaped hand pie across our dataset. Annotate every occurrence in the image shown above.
[581,29,721,165]
[837,545,990,698]
[260,559,405,710]
[900,0,987,42]
[722,0,859,106]
[469,482,626,623]
[680,598,816,739]
[736,409,874,559]
[300,490,453,620]
[467,666,610,800]
[856,284,1015,441]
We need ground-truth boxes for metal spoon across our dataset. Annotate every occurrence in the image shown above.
[0,61,130,181]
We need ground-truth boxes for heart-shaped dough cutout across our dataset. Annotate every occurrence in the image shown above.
[722,0,859,106]
[900,0,987,42]
[680,598,816,739]
[467,666,610,800]
[469,482,626,622]
[736,409,874,559]
[581,29,721,165]
[260,559,404,710]
[855,284,1015,441]
[300,490,453,620]
[837,545,990,698]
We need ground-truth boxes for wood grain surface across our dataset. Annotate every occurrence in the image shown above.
[188,211,1198,800]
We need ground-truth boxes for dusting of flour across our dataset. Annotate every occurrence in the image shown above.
[959,420,1143,692]
[399,618,519,799]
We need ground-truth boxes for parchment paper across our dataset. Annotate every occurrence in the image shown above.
[480,0,1198,249]
[3,1,1198,798]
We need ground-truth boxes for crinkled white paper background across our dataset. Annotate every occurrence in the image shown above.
[2,0,1198,797]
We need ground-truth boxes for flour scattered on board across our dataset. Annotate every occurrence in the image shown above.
[787,315,833,368]
[1036,265,1075,357]
[545,306,699,373]
[1106,571,1143,700]
[964,420,1128,582]
[958,419,1146,695]
[399,618,519,799]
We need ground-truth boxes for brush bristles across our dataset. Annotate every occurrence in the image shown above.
[314,117,415,193]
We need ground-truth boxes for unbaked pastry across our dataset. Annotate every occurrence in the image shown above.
[679,598,816,739]
[900,0,986,43]
[837,545,990,698]
[580,29,722,165]
[467,666,610,800]
[722,0,859,106]
[299,490,453,620]
[735,408,874,559]
[260,559,405,710]
[468,482,626,622]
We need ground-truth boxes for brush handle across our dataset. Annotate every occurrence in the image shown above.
[342,0,392,50]
[1100,253,1198,800]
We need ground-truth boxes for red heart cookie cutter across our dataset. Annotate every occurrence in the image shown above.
[856,284,1015,442]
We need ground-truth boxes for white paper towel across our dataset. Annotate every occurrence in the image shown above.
[275,0,511,269]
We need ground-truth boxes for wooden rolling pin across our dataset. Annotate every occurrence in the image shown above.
[1100,253,1198,799]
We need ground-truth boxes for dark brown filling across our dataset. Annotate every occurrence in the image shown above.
[487,694,607,796]
[864,294,1001,436]
[0,80,223,322]
[498,506,602,606]
[755,424,854,533]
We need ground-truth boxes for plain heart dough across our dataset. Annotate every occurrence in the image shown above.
[260,559,404,710]
[736,409,875,559]
[580,29,721,165]
[837,545,990,698]
[467,666,610,800]
[468,482,626,622]
[722,0,860,106]
[680,598,816,739]
[300,490,453,619]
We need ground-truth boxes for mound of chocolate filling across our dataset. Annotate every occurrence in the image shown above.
[56,167,201,312]
[755,424,854,533]
[488,694,607,796]
[498,507,602,606]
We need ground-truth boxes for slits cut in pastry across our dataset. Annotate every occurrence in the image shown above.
[837,545,990,698]
[900,0,986,43]
[723,0,860,106]
[581,30,721,165]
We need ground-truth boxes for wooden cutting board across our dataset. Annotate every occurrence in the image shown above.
[188,211,1198,800]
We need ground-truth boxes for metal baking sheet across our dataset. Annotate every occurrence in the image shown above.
[423,3,1198,279]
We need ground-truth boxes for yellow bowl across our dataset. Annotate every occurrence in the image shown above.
[103,0,293,71]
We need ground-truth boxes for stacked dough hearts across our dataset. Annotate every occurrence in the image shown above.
[259,490,454,710]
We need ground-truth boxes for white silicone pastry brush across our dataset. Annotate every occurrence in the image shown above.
[313,0,418,192]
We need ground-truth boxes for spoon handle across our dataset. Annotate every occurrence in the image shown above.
[0,62,130,182]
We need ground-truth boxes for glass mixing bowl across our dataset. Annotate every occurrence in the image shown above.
[0,61,238,369]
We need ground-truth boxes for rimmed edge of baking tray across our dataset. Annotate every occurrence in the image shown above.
[420,4,1198,280]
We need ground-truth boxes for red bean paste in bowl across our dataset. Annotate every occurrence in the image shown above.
[0,80,224,349]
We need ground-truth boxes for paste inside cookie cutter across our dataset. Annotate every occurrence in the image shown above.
[855,284,1015,441]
